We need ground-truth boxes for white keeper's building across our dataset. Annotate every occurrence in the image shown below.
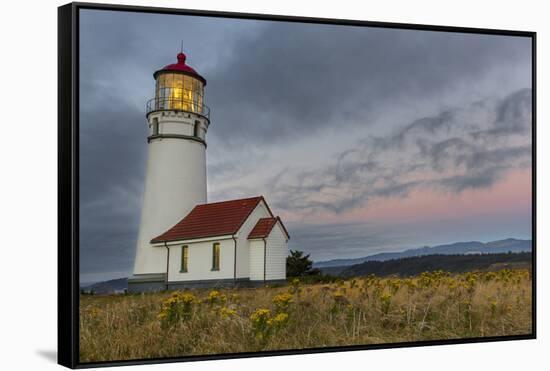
[128,51,289,292]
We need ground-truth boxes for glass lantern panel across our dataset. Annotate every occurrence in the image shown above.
[155,72,204,114]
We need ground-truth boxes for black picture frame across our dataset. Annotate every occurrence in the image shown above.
[58,2,537,368]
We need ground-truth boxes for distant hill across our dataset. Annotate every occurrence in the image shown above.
[314,238,532,268]
[81,278,128,295]
[340,252,532,278]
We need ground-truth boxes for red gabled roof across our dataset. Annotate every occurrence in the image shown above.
[248,216,290,240]
[151,196,270,243]
[248,217,277,239]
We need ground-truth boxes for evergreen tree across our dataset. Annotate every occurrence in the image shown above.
[286,250,321,277]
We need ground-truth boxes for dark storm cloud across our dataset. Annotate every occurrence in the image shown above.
[268,89,532,215]
[79,89,147,279]
[207,24,530,144]
[78,9,532,281]
[79,10,531,146]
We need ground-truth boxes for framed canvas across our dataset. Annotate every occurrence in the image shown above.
[58,2,536,368]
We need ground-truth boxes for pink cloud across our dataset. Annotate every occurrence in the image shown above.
[288,168,532,225]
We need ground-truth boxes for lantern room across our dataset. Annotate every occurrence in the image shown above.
[146,52,209,118]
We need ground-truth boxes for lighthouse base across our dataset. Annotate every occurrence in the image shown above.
[127,273,167,293]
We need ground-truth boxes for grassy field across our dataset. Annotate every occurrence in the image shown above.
[80,269,532,363]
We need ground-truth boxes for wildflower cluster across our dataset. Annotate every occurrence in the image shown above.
[418,270,450,288]
[387,278,401,294]
[403,278,418,294]
[218,306,237,319]
[249,308,273,341]
[207,290,227,306]
[157,292,198,326]
[249,288,297,343]
[272,293,293,312]
[379,292,392,314]
[249,307,290,342]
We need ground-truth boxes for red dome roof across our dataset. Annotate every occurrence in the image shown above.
[153,52,206,85]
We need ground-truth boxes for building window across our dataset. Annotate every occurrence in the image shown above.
[212,242,220,271]
[180,245,188,272]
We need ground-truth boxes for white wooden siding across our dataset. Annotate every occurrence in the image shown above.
[234,201,271,278]
[167,238,234,282]
[265,223,288,280]
[249,239,265,281]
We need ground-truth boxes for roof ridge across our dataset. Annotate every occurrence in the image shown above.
[195,195,263,207]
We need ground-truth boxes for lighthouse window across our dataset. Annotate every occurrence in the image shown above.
[152,118,159,135]
[194,121,200,137]
[212,243,220,271]
[184,77,193,90]
[180,245,188,272]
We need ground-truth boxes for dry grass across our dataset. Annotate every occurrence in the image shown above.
[79,269,532,363]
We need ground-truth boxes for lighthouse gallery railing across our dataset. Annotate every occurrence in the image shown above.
[146,97,211,120]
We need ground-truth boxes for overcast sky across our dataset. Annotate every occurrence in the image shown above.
[79,9,533,283]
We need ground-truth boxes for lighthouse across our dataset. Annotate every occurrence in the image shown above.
[128,50,289,293]
[129,51,210,291]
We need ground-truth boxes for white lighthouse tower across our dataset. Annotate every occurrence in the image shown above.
[128,51,210,291]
